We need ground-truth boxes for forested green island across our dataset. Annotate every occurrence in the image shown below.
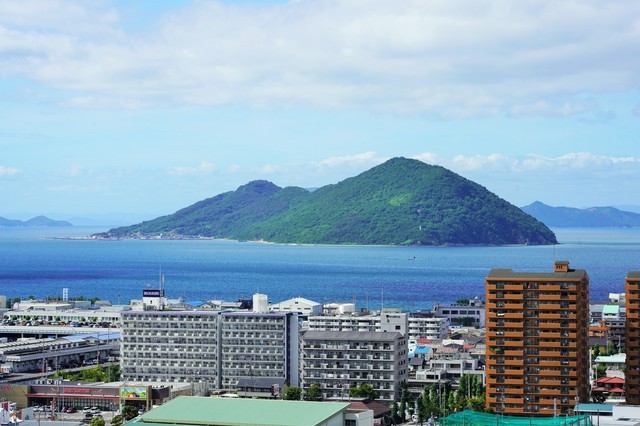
[96,157,557,246]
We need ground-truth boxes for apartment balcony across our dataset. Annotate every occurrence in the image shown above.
[538,331,562,339]
[538,370,562,377]
[538,389,562,396]
[504,359,524,367]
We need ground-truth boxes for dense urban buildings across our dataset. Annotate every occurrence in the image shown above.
[300,330,408,403]
[485,261,590,416]
[625,271,640,404]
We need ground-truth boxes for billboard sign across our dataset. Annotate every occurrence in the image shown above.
[120,387,148,399]
[143,289,164,297]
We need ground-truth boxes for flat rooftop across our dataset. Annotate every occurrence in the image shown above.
[128,396,350,426]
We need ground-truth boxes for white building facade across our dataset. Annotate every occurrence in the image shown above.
[301,330,408,403]
[120,310,299,391]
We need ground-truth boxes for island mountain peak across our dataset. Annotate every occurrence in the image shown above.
[102,157,556,245]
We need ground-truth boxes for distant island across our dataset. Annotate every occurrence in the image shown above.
[0,215,72,227]
[96,157,556,246]
[521,201,640,227]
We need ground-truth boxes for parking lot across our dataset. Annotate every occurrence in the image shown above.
[29,407,116,425]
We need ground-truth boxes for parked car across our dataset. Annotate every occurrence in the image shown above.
[66,407,76,413]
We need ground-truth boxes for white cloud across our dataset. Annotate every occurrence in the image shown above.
[451,153,511,171]
[446,152,640,174]
[168,161,216,176]
[0,165,21,176]
[1,1,638,116]
[316,152,384,168]
[411,152,440,165]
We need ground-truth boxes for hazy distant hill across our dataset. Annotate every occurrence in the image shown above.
[521,201,640,227]
[101,157,557,246]
[0,215,72,227]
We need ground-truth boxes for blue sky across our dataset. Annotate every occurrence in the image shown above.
[1,0,640,222]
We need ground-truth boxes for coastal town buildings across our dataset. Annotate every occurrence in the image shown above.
[119,310,299,392]
[0,332,119,373]
[625,271,640,404]
[485,261,590,416]
[300,330,408,403]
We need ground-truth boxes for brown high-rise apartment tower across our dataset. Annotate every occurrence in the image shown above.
[626,271,640,404]
[485,261,590,416]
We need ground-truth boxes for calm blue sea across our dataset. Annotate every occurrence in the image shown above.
[1,227,639,311]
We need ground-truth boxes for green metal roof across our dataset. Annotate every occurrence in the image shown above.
[127,396,350,426]
[602,305,620,315]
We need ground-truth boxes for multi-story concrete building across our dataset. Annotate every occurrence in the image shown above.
[625,271,640,404]
[120,310,299,391]
[308,311,448,341]
[120,311,220,385]
[408,315,449,341]
[485,261,590,416]
[219,311,299,390]
[432,297,485,328]
[307,312,408,336]
[300,330,408,403]
[407,356,485,397]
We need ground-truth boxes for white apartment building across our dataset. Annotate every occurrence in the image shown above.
[408,316,449,340]
[120,310,299,391]
[432,297,485,328]
[307,312,408,335]
[301,330,408,403]
[219,311,299,389]
[120,311,220,385]
[407,356,485,396]
[308,311,449,341]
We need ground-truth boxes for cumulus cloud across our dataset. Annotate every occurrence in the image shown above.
[446,152,640,173]
[316,152,384,168]
[168,161,216,176]
[1,1,638,116]
[0,165,21,176]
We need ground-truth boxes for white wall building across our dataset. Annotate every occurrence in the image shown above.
[301,330,408,403]
[120,310,299,391]
[269,297,322,317]
[432,297,485,328]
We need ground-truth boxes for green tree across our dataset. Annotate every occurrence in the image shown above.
[390,401,401,424]
[415,396,426,425]
[122,405,140,421]
[89,417,105,426]
[282,386,301,401]
[592,344,601,360]
[348,383,379,401]
[303,384,323,401]
[110,414,123,426]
